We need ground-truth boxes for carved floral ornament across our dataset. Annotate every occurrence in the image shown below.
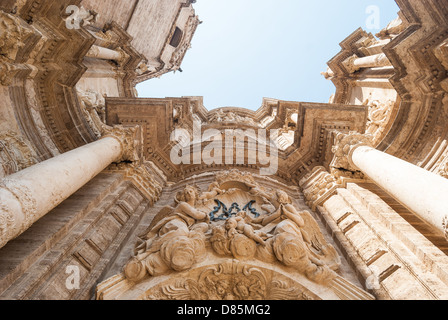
[96,169,373,300]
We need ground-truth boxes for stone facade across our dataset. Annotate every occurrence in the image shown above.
[0,0,448,301]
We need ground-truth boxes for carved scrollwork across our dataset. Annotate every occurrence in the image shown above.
[0,132,38,178]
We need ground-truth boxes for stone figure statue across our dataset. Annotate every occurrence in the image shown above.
[124,185,209,282]
[198,181,224,203]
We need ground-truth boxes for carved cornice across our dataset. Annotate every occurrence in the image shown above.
[0,131,38,178]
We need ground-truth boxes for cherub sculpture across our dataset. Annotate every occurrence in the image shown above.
[198,181,224,203]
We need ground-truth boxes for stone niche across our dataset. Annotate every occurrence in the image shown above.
[96,169,374,300]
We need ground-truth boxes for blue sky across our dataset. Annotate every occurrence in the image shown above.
[137,0,400,111]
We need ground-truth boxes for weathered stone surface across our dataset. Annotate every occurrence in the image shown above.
[0,0,447,301]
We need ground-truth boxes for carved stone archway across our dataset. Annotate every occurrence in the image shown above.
[96,259,373,300]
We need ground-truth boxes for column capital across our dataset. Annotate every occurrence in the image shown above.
[330,131,373,177]
[101,125,141,163]
[342,54,359,74]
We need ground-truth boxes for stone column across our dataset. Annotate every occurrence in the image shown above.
[331,131,448,238]
[86,45,129,64]
[343,53,392,73]
[0,126,140,249]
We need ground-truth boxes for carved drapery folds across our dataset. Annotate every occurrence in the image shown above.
[96,170,375,300]
[123,177,341,286]
[330,131,373,178]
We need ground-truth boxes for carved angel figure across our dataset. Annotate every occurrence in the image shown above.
[227,212,268,246]
[209,109,226,122]
[124,186,209,282]
[249,190,341,283]
[198,182,224,203]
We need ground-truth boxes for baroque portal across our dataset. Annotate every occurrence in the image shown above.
[96,170,373,300]
[0,0,448,302]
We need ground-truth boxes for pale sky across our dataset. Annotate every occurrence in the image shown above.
[137,0,400,111]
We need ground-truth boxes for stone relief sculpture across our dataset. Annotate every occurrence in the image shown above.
[0,132,38,179]
[0,11,34,85]
[77,88,107,138]
[376,16,405,40]
[96,169,365,301]
[363,97,394,143]
[124,185,209,282]
[143,261,321,300]
[209,109,260,127]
